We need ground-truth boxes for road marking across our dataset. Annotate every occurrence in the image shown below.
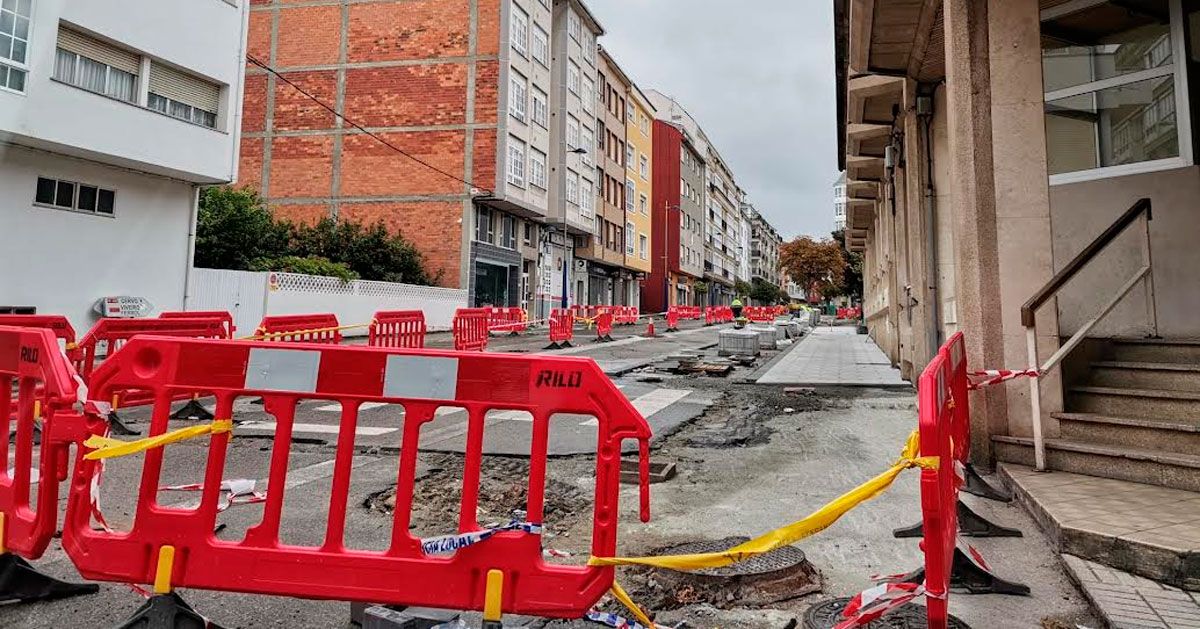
[315,401,390,412]
[237,421,397,436]
[580,389,691,426]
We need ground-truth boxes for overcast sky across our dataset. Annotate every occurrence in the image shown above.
[588,0,840,241]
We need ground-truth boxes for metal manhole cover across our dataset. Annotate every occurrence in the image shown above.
[803,596,971,629]
[660,537,808,577]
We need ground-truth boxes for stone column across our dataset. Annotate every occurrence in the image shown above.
[988,0,1063,438]
[942,0,1008,463]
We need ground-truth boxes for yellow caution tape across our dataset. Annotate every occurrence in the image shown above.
[84,420,233,460]
[238,323,370,342]
[610,580,656,628]
[589,430,937,572]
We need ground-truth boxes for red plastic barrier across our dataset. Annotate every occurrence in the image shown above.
[665,307,680,331]
[547,309,575,348]
[916,333,967,628]
[0,315,78,359]
[595,311,614,342]
[160,310,235,338]
[369,310,426,349]
[0,326,83,559]
[75,318,231,382]
[64,337,653,618]
[453,308,490,352]
[255,314,342,344]
[487,307,527,335]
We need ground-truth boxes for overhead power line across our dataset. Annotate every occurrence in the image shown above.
[246,54,493,197]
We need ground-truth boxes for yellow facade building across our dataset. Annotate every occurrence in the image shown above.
[624,82,655,305]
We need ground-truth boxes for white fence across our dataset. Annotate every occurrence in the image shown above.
[186,268,467,336]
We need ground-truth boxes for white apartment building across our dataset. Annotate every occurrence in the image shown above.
[0,0,250,333]
[478,0,557,314]
[547,0,602,309]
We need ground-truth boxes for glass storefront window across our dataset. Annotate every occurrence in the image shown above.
[474,262,509,307]
[1045,76,1178,174]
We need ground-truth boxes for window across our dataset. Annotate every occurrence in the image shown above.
[510,2,529,56]
[507,136,526,187]
[568,12,581,41]
[625,178,635,213]
[566,169,579,204]
[567,114,580,148]
[531,86,548,128]
[581,126,594,165]
[580,177,594,215]
[625,144,633,168]
[639,233,648,259]
[1042,1,1185,179]
[509,69,528,122]
[53,28,142,103]
[475,207,494,243]
[626,222,635,255]
[626,98,634,124]
[147,61,220,128]
[500,214,517,249]
[639,193,648,214]
[640,112,650,136]
[34,177,116,216]
[532,24,549,66]
[529,147,547,189]
[583,32,596,65]
[568,61,581,95]
[582,76,595,114]
[639,153,649,179]
[0,0,31,92]
[523,221,535,246]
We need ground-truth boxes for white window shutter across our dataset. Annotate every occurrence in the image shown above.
[57,26,140,75]
[149,61,220,113]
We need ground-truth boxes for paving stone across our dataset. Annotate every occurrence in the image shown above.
[756,326,907,386]
[1063,554,1200,629]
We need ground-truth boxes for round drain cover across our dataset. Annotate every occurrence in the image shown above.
[661,536,808,577]
[803,596,970,629]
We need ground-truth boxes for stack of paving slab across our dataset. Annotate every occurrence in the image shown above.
[748,325,782,349]
[718,328,762,356]
[774,319,804,339]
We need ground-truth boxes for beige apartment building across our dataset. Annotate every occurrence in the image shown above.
[609,50,655,306]
[836,0,1200,590]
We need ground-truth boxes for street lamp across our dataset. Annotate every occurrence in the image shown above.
[562,147,589,309]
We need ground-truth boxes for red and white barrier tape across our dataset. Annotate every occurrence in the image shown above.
[160,478,268,512]
[967,369,1039,390]
[836,581,929,628]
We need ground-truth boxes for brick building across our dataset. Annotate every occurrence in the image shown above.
[240,0,584,309]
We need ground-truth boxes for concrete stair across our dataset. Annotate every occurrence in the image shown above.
[995,338,1200,491]
[994,338,1200,592]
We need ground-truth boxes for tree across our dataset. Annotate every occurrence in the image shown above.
[194,187,291,271]
[733,280,752,300]
[780,236,848,302]
[195,186,438,285]
[750,278,782,305]
[831,229,864,301]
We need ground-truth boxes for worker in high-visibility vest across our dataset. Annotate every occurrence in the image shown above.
[731,298,745,329]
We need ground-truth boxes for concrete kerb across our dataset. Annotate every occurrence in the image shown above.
[735,330,813,384]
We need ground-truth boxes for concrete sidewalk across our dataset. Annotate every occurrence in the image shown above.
[756,325,907,387]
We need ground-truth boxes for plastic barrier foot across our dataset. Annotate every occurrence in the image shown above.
[108,412,140,436]
[543,342,561,351]
[962,463,1013,502]
[897,548,1031,596]
[892,500,1023,538]
[115,592,219,629]
[560,340,573,348]
[0,554,99,604]
[170,400,214,422]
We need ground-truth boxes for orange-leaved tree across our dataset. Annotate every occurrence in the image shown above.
[780,236,848,301]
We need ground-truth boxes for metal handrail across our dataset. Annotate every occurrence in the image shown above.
[1022,198,1156,471]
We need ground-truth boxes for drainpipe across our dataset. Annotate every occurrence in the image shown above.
[918,92,940,359]
[183,185,201,311]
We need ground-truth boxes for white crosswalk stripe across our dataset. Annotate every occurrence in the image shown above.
[581,388,691,426]
[315,401,390,412]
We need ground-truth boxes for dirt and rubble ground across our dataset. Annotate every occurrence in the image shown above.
[1,321,1099,628]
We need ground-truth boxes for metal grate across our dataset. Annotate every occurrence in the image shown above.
[660,537,809,578]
